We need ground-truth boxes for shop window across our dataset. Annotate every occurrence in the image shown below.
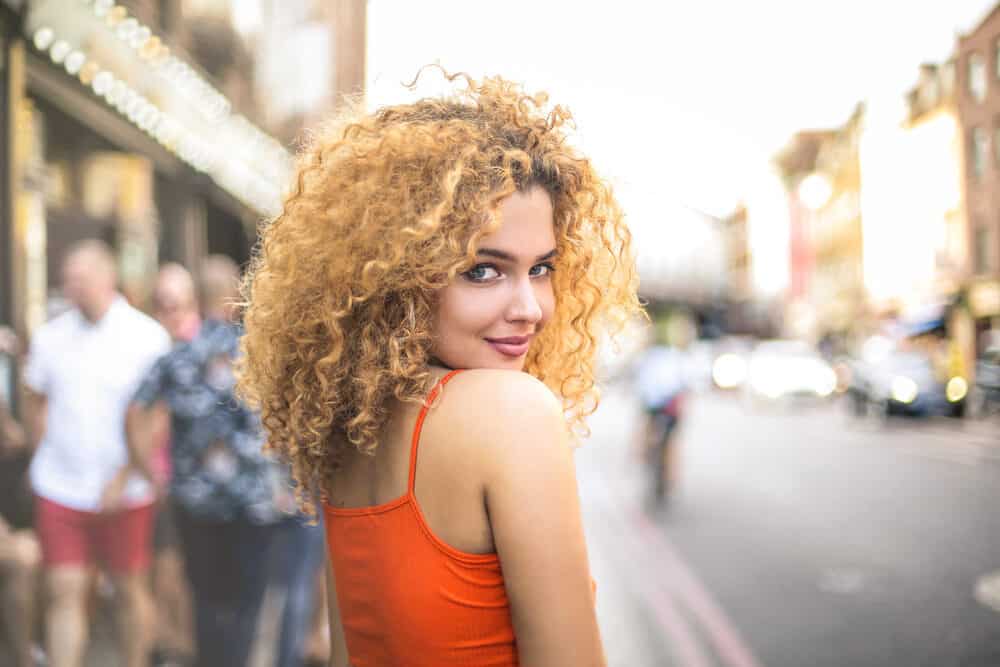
[975,225,993,274]
[970,52,987,102]
[972,127,988,177]
[919,78,940,109]
[942,60,956,97]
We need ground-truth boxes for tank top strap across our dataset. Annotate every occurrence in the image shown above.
[408,369,464,494]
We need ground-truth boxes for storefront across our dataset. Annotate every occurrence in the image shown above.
[968,279,1000,354]
[1,0,290,341]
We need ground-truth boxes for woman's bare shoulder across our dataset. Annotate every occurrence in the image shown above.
[435,369,567,464]
[441,369,562,424]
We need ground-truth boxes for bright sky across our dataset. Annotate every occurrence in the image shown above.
[367,0,995,227]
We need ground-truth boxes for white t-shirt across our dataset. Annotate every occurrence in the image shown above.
[23,296,171,511]
[634,345,691,410]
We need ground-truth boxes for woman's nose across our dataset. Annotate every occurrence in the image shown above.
[506,278,543,324]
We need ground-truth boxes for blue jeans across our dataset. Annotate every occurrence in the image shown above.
[174,505,280,667]
[271,515,326,667]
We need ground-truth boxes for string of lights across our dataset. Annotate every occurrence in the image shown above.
[25,0,292,217]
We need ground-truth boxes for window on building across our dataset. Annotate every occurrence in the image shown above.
[920,79,940,108]
[994,120,1000,165]
[942,60,956,97]
[970,52,987,102]
[972,127,988,177]
[974,225,993,274]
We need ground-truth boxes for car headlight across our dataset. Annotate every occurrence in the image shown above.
[712,353,747,389]
[946,376,968,403]
[815,367,837,397]
[750,374,782,398]
[890,376,919,404]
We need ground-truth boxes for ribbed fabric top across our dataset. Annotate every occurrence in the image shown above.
[323,370,519,667]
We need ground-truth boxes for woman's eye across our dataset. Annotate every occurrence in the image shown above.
[530,263,555,278]
[463,264,502,282]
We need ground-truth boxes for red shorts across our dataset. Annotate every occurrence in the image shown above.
[34,496,155,574]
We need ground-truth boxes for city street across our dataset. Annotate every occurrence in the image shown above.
[580,385,1000,667]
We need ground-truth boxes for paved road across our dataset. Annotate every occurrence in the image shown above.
[577,385,1000,667]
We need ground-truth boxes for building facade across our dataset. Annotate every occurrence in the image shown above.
[956,4,1000,356]
[0,0,365,411]
[235,0,367,144]
[807,104,865,339]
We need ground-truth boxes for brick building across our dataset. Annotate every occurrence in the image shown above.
[956,4,1000,353]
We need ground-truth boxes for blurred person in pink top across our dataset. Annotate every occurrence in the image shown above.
[146,263,201,667]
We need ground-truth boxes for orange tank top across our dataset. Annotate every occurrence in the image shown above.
[323,370,519,667]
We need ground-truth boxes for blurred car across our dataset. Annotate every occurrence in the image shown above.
[710,336,755,391]
[847,347,967,418]
[744,340,838,402]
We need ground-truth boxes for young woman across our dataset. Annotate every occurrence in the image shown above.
[238,72,640,667]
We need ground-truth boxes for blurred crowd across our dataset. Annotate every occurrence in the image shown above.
[0,241,329,667]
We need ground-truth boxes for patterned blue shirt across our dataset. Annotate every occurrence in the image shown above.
[133,319,281,524]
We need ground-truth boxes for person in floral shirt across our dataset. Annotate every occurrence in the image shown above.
[129,255,284,667]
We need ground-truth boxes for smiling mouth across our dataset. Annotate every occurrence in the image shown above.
[484,335,533,358]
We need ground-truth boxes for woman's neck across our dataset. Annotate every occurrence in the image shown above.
[428,357,455,371]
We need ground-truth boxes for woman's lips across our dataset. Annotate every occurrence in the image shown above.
[485,335,532,358]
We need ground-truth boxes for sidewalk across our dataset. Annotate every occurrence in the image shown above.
[77,581,286,667]
[576,386,677,666]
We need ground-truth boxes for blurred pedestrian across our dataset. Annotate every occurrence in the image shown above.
[237,72,640,666]
[0,327,42,667]
[300,572,330,666]
[632,317,694,502]
[22,240,171,667]
[129,255,283,667]
[147,264,200,667]
[269,513,325,667]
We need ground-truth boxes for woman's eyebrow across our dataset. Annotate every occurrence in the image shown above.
[477,248,558,262]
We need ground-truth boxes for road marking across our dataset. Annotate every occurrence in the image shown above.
[817,568,867,595]
[782,412,999,467]
[589,466,765,667]
[629,507,765,667]
[897,447,981,466]
[975,571,1000,614]
[585,478,713,667]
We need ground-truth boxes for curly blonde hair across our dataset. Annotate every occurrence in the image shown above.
[237,71,640,515]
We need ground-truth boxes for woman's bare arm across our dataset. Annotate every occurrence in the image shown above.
[325,556,352,667]
[480,373,605,667]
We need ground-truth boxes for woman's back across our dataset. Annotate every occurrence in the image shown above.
[323,369,603,666]
[325,369,496,555]
[323,370,517,666]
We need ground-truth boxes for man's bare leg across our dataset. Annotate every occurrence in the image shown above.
[112,571,152,667]
[45,566,90,667]
[0,531,41,667]
[153,547,194,658]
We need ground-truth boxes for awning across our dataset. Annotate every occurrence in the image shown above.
[897,302,948,338]
[22,0,291,217]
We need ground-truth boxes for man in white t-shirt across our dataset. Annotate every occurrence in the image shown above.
[22,240,170,667]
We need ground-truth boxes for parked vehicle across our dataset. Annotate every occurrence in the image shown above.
[744,340,837,402]
[847,344,967,418]
[710,336,755,391]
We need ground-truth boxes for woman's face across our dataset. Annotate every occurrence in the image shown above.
[432,186,557,371]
